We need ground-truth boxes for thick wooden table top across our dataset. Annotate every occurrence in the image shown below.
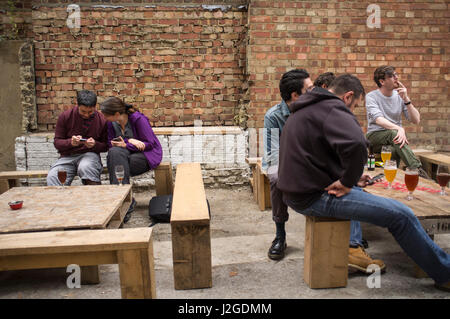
[0,185,132,234]
[364,168,449,219]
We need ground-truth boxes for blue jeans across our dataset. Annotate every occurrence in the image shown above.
[284,187,450,284]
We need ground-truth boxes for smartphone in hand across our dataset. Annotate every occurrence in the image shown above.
[367,173,384,185]
[79,138,87,142]
[112,137,122,142]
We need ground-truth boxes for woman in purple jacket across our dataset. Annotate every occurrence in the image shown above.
[100,97,163,222]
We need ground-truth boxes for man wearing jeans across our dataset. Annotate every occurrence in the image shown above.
[365,65,427,177]
[264,70,385,275]
[47,90,108,186]
[278,74,450,291]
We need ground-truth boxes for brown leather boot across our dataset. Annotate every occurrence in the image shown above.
[348,246,386,274]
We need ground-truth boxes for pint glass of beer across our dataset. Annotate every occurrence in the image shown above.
[404,167,419,200]
[384,160,397,189]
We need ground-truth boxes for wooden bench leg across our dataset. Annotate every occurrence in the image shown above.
[171,223,212,290]
[117,243,156,299]
[81,265,100,284]
[303,216,350,289]
[0,179,9,195]
[154,163,174,196]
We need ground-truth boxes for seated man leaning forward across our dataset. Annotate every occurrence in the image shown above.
[365,65,427,177]
[278,74,450,291]
[47,90,108,186]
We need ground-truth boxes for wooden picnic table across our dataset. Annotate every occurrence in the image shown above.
[0,184,133,284]
[0,185,132,234]
[364,168,450,236]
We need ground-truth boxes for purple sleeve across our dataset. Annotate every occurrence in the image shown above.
[132,116,158,151]
[106,122,115,149]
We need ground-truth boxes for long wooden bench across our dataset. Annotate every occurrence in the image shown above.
[0,228,156,299]
[416,152,450,179]
[170,162,212,290]
[0,162,173,195]
[246,157,271,211]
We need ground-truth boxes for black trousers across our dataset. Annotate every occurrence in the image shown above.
[268,172,289,223]
[107,147,150,184]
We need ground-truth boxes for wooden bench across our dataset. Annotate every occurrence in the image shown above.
[303,216,350,289]
[0,228,156,299]
[0,162,173,195]
[246,157,271,211]
[170,163,212,290]
[416,152,450,179]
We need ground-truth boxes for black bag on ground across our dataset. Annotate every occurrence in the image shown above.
[148,194,211,227]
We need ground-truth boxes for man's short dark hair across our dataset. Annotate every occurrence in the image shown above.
[77,90,97,107]
[373,65,396,88]
[313,72,336,88]
[328,74,365,99]
[279,69,310,102]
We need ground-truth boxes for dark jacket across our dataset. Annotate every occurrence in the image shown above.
[277,88,368,207]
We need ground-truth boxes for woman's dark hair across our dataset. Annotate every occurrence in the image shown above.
[313,72,336,88]
[100,97,136,115]
[279,69,310,102]
[77,90,97,107]
[328,74,366,99]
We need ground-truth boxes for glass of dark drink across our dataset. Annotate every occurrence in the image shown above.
[404,167,419,200]
[57,169,67,189]
[436,165,449,196]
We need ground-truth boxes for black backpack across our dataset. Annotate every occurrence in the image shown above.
[148,195,210,227]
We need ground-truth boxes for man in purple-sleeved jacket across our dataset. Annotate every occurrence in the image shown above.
[47,90,107,186]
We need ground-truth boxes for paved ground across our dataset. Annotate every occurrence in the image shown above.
[0,186,449,299]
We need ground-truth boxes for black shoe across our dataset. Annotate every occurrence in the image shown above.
[268,237,287,260]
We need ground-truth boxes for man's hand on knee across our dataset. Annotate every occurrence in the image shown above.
[392,127,408,148]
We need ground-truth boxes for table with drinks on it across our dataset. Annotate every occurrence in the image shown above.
[365,146,450,237]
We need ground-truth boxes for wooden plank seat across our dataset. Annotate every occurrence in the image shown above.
[0,228,156,299]
[170,163,212,290]
[246,157,271,211]
[0,162,173,195]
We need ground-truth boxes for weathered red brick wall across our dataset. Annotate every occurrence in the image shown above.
[247,0,449,151]
[1,0,448,150]
[30,2,247,130]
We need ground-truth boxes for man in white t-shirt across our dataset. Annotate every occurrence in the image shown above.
[365,65,427,176]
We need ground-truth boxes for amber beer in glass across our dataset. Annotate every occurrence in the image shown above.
[384,160,397,189]
[381,146,392,163]
[57,169,67,188]
[404,168,419,200]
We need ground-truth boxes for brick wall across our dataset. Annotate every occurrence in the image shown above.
[1,0,449,151]
[30,2,248,131]
[247,0,449,151]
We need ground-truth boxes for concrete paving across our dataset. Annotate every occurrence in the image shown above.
[0,186,449,299]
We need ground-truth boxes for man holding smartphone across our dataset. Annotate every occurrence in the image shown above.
[47,90,108,186]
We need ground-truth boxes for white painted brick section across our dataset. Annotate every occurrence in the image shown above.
[14,128,250,188]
